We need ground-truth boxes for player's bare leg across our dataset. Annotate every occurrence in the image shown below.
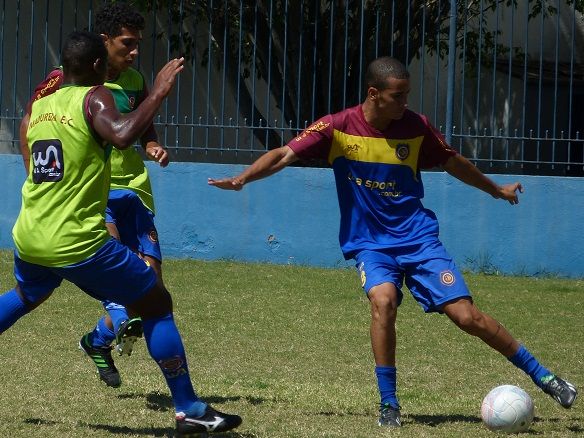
[442,297,577,408]
[369,283,398,365]
[441,298,518,356]
[368,283,401,427]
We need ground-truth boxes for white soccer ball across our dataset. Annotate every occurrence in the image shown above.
[481,385,534,433]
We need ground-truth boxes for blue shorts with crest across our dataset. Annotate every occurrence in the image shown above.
[106,189,162,262]
[354,239,471,313]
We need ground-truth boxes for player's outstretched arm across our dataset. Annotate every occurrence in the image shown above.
[208,145,299,190]
[91,58,184,149]
[442,154,523,205]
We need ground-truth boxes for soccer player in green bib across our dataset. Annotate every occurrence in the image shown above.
[3,31,242,436]
[19,3,167,388]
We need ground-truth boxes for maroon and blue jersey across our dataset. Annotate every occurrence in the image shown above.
[288,105,457,258]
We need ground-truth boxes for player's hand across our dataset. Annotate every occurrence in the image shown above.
[146,144,169,167]
[497,182,523,205]
[151,57,184,98]
[208,177,244,191]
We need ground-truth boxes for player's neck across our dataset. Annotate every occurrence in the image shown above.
[106,67,121,82]
[361,102,393,132]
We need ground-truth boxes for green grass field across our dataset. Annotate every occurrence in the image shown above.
[0,251,582,437]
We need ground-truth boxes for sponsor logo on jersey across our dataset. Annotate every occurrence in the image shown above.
[31,139,64,183]
[440,270,455,286]
[295,120,330,141]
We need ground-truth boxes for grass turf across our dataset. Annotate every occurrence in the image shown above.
[0,252,582,437]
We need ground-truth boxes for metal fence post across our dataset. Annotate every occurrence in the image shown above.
[445,0,457,145]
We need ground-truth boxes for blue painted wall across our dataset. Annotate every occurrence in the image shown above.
[1,154,582,277]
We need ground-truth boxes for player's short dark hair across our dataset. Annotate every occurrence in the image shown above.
[61,31,108,77]
[94,2,145,37]
[365,57,410,90]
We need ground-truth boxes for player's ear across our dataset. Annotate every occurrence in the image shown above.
[93,57,106,79]
[100,33,109,45]
[368,86,378,101]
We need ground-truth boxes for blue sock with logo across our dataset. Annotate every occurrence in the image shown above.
[107,305,130,334]
[90,316,115,348]
[375,366,399,408]
[507,345,552,388]
[0,289,28,333]
[142,313,206,415]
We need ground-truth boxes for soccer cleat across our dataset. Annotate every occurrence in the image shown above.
[541,375,578,409]
[175,405,242,436]
[79,334,121,388]
[115,317,143,356]
[378,403,401,427]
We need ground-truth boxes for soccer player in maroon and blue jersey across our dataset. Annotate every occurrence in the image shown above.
[209,56,577,427]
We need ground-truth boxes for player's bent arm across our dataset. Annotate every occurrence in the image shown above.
[89,87,159,149]
[19,113,31,174]
[90,58,184,149]
[442,154,523,205]
[144,141,169,167]
[208,146,299,191]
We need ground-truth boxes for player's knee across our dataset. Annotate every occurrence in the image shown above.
[449,308,484,334]
[370,292,398,319]
[128,284,173,320]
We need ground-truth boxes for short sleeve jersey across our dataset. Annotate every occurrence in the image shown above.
[288,105,457,258]
[26,67,155,212]
[13,85,111,267]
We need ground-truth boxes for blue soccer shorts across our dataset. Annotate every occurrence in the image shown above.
[354,239,472,313]
[13,238,157,306]
[106,189,162,262]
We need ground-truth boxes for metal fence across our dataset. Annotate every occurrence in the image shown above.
[1,1,583,175]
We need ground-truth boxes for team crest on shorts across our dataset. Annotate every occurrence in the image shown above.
[148,229,159,243]
[395,143,410,161]
[440,270,455,286]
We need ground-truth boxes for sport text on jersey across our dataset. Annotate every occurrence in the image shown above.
[31,139,64,183]
[347,172,402,198]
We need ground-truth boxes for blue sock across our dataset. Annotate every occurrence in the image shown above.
[508,345,552,388]
[0,289,29,333]
[375,366,399,408]
[143,313,206,415]
[107,305,130,334]
[90,316,115,348]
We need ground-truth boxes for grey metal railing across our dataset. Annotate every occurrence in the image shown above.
[1,0,582,175]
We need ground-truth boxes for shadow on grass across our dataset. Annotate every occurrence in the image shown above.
[117,391,267,412]
[404,413,482,426]
[25,418,254,437]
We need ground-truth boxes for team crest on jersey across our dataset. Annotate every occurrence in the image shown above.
[128,96,136,109]
[440,270,455,286]
[31,139,64,183]
[148,229,159,243]
[395,143,410,161]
